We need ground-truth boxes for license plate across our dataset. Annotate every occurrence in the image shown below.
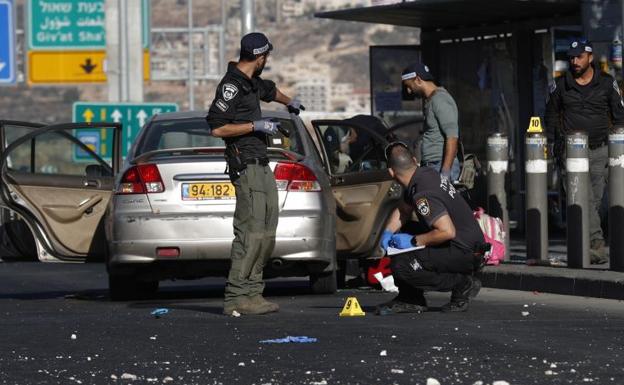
[182,182,235,200]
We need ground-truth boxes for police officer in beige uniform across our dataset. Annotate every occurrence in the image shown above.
[207,33,304,316]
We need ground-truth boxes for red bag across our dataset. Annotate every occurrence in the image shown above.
[367,257,392,285]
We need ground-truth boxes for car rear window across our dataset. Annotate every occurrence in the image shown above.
[135,117,306,157]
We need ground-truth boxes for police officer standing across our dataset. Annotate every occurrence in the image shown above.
[207,32,304,316]
[545,39,624,264]
[377,143,485,314]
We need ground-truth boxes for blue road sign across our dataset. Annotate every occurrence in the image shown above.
[0,0,16,85]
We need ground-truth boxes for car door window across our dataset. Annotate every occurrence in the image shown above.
[314,124,387,174]
[7,129,113,177]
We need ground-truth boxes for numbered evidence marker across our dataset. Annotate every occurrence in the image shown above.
[339,297,365,317]
[527,116,544,133]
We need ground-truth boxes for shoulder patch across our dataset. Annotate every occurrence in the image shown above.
[222,83,239,101]
[613,80,622,95]
[215,99,229,112]
[416,197,430,217]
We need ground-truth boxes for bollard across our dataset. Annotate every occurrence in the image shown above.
[487,133,509,260]
[566,132,590,268]
[525,117,548,262]
[609,126,624,271]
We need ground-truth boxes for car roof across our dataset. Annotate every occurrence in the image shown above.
[151,109,290,122]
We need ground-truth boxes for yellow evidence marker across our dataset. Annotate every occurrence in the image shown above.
[527,116,544,133]
[339,297,366,317]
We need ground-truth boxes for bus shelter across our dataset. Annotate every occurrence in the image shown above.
[317,0,582,230]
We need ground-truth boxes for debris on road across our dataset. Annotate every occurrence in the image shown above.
[379,350,387,356]
[391,369,404,374]
[493,381,511,385]
[121,373,138,381]
[259,336,318,344]
[163,376,174,383]
[522,311,530,316]
[426,378,441,385]
[70,333,77,340]
[150,308,169,318]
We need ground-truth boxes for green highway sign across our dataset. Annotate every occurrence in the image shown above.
[72,102,178,160]
[28,0,150,50]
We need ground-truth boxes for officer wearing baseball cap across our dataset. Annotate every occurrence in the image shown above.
[207,32,305,316]
[401,62,461,181]
[545,39,624,264]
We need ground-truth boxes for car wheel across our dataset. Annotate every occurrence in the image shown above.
[310,268,337,294]
[109,274,159,301]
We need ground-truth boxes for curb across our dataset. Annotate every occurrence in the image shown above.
[479,265,624,300]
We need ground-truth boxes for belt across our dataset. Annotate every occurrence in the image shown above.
[244,157,269,166]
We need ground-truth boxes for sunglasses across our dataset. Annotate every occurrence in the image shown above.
[384,141,410,161]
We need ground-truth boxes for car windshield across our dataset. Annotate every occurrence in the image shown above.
[134,117,305,157]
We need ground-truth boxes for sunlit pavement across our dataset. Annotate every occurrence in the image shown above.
[1,261,623,385]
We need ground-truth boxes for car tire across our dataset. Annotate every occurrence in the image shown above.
[109,274,159,301]
[309,268,337,294]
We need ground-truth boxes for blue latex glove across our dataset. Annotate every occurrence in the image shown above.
[253,118,281,135]
[390,233,414,249]
[287,98,306,115]
[379,230,393,252]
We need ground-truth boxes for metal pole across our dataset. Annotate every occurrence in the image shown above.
[241,0,255,36]
[525,130,548,261]
[119,0,129,101]
[609,126,624,271]
[188,0,194,111]
[566,132,590,268]
[220,0,226,74]
[127,0,144,102]
[105,0,120,102]
[487,133,509,260]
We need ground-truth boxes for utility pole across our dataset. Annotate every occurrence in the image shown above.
[106,0,144,102]
[188,0,195,110]
[241,0,255,36]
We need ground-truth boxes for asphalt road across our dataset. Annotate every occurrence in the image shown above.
[1,262,623,385]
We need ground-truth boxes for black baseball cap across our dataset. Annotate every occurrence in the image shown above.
[240,32,273,56]
[401,62,434,81]
[567,39,593,57]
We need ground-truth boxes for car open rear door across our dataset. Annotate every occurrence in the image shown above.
[311,119,403,257]
[0,122,122,262]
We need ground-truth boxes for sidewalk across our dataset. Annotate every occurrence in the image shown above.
[481,239,624,300]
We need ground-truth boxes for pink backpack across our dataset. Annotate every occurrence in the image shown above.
[473,207,506,265]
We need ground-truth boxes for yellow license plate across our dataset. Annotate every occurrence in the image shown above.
[182,182,235,200]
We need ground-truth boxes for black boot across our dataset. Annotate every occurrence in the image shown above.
[441,276,481,313]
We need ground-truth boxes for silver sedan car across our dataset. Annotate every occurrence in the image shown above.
[0,115,401,299]
[106,110,337,298]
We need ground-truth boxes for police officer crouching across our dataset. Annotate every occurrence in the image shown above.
[377,143,487,314]
[207,32,305,316]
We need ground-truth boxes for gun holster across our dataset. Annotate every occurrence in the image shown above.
[224,144,245,178]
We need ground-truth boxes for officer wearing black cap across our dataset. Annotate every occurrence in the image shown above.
[376,142,486,314]
[207,32,305,316]
[545,39,624,264]
[401,62,461,181]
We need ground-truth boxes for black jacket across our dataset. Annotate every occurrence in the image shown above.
[545,64,624,149]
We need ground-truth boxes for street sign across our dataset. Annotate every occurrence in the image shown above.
[28,0,150,50]
[72,102,178,160]
[0,0,16,85]
[28,50,150,84]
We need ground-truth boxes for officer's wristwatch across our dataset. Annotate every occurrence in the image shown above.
[411,236,418,247]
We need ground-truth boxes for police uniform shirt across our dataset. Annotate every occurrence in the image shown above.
[403,166,441,204]
[406,168,484,252]
[207,62,277,161]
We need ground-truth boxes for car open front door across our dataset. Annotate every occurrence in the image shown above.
[311,119,403,257]
[0,122,122,262]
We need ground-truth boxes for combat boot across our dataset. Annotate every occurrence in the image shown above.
[248,295,279,313]
[442,276,481,313]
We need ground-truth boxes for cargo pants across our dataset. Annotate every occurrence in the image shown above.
[224,164,279,305]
